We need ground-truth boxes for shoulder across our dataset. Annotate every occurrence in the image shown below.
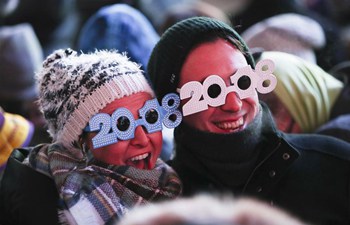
[283,133,350,161]
[316,115,350,143]
[1,146,58,195]
[0,147,60,225]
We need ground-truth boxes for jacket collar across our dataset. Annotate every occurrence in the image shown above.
[242,135,300,198]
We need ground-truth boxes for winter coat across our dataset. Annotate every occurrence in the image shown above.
[169,104,350,225]
[0,144,182,225]
[316,114,350,143]
[0,148,60,225]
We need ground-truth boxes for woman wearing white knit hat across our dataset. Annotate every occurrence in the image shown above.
[0,49,182,225]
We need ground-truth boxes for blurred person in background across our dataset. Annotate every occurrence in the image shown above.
[2,0,73,54]
[77,3,159,81]
[158,0,231,35]
[255,51,350,142]
[0,107,34,182]
[0,8,51,145]
[255,52,340,132]
[223,0,347,71]
[241,13,326,65]
[137,0,196,32]
[118,194,308,225]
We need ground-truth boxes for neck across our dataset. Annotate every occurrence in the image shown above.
[173,103,278,189]
[176,106,263,159]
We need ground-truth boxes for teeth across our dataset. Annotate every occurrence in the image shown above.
[216,117,244,130]
[130,153,149,161]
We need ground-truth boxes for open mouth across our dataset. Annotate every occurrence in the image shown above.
[215,117,244,132]
[126,153,151,169]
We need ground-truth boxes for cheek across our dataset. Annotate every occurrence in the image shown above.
[150,132,163,154]
[90,148,104,161]
[182,108,214,130]
[90,142,128,165]
[183,112,201,126]
[148,132,163,168]
[90,146,107,163]
[241,95,260,126]
[246,94,259,114]
[86,132,128,165]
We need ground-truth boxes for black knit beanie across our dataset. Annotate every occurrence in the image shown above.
[148,16,255,101]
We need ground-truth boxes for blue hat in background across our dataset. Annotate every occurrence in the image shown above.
[77,4,159,80]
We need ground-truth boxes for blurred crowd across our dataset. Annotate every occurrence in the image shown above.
[1,0,350,224]
[2,0,350,164]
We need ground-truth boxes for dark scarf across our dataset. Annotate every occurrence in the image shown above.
[26,143,182,225]
[174,104,277,192]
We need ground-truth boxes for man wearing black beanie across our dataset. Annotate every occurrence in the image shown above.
[148,16,350,225]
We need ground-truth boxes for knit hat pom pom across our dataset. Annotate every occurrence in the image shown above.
[42,48,77,67]
[37,48,78,89]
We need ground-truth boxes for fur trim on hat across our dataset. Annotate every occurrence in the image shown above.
[36,49,154,147]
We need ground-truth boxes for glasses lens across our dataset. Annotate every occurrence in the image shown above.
[169,114,177,122]
[145,109,159,124]
[237,75,251,90]
[207,84,221,98]
[117,116,130,131]
[167,98,175,107]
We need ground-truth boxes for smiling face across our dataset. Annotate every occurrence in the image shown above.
[179,38,259,133]
[84,92,163,170]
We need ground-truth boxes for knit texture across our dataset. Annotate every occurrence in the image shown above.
[36,49,154,147]
[148,16,255,101]
[174,106,263,190]
[26,143,182,224]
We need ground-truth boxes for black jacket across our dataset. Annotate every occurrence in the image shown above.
[0,148,60,225]
[169,106,350,225]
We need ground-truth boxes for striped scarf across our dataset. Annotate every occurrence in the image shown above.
[26,143,182,225]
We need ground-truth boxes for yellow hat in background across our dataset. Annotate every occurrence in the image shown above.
[0,110,34,171]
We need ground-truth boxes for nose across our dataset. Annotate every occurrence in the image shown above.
[130,126,149,147]
[220,92,242,112]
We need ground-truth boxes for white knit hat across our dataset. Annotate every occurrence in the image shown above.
[242,13,326,63]
[36,49,154,147]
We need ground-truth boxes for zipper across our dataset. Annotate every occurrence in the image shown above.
[242,138,282,194]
